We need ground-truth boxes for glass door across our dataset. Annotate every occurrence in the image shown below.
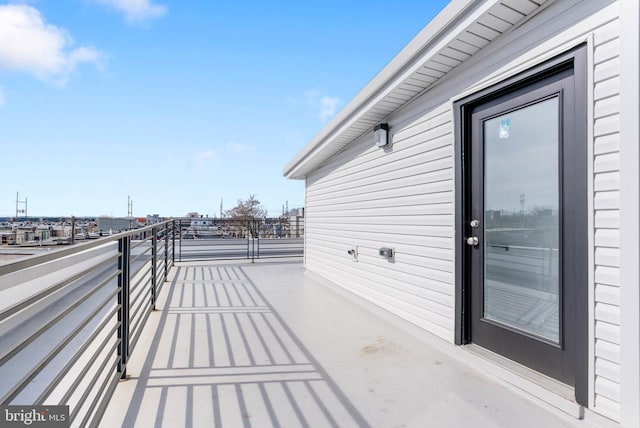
[467,68,577,386]
[482,97,560,343]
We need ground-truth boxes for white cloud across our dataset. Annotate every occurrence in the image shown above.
[320,96,341,122]
[298,90,342,122]
[0,5,102,85]
[91,0,167,24]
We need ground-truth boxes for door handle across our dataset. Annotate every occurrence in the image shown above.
[466,236,479,246]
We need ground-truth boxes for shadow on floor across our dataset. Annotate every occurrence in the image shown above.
[118,264,369,427]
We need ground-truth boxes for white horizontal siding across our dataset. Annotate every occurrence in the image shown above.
[305,103,456,342]
[594,210,619,229]
[592,14,621,422]
[596,357,621,382]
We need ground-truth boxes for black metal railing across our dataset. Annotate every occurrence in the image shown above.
[0,217,304,427]
[0,220,176,427]
[177,219,303,262]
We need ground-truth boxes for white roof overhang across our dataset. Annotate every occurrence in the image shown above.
[284,0,551,179]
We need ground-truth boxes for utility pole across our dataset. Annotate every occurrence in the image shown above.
[220,199,223,218]
[16,192,27,218]
[127,196,133,231]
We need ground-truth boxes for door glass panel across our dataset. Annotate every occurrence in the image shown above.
[483,97,560,342]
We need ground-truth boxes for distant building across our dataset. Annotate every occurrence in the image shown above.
[35,225,51,241]
[190,217,215,227]
[288,211,304,238]
[15,226,35,245]
[146,214,161,224]
[97,217,137,234]
[0,230,14,245]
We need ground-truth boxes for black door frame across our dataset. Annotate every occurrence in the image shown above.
[453,44,588,405]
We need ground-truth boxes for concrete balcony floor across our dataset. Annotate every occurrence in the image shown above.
[101,259,595,428]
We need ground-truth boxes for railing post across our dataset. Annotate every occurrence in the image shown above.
[117,235,131,379]
[164,222,169,277]
[152,227,157,310]
[172,219,176,265]
[179,220,183,262]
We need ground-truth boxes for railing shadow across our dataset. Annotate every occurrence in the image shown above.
[116,265,369,427]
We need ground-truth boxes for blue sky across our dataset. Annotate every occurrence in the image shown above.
[0,0,448,218]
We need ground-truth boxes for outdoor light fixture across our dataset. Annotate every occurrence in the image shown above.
[374,123,390,147]
[379,247,394,258]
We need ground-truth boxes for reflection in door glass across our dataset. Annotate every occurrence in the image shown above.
[483,97,560,342]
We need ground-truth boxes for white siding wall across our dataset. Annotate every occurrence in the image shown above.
[592,15,621,422]
[304,0,622,421]
[305,104,455,341]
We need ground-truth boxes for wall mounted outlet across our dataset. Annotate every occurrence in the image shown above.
[347,245,358,262]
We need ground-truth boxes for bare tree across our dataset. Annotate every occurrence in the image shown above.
[225,195,266,238]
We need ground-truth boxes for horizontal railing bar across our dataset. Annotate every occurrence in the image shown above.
[130,238,152,250]
[130,264,152,293]
[1,285,119,404]
[130,248,152,265]
[0,263,119,366]
[129,295,152,333]
[42,327,118,410]
[156,280,167,297]
[36,312,119,404]
[129,293,151,332]
[486,243,558,251]
[156,280,164,295]
[129,288,149,319]
[130,270,151,301]
[72,345,120,427]
[63,339,120,409]
[176,236,303,261]
[129,303,153,354]
[130,272,150,300]
[129,269,152,302]
[0,220,174,277]
[89,367,121,428]
[130,262,151,285]
[0,254,118,324]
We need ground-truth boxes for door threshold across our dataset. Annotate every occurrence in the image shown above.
[461,344,583,419]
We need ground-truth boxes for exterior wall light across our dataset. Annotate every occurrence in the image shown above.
[379,247,394,258]
[374,123,390,147]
